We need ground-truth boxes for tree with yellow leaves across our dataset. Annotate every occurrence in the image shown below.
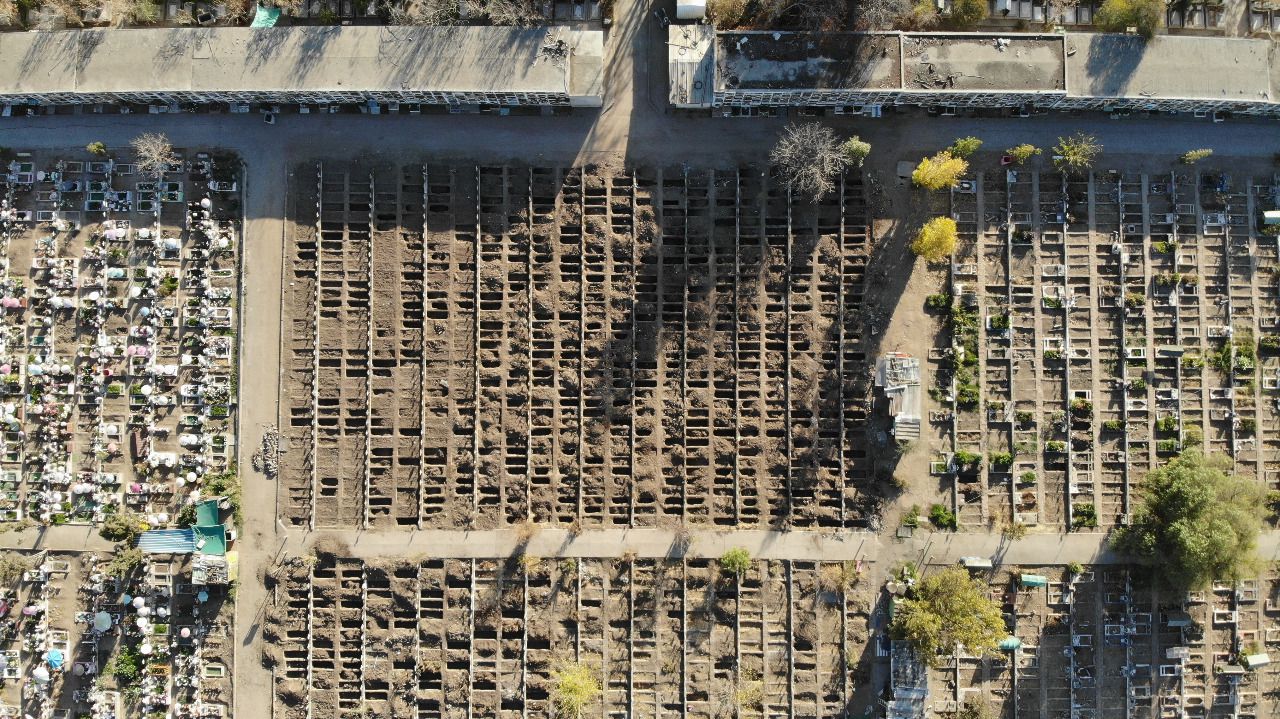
[912,151,968,190]
[912,217,958,262]
[892,567,1005,665]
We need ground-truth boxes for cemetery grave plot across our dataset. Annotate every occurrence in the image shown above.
[263,554,876,719]
[947,565,1280,719]
[280,162,888,531]
[0,149,242,528]
[935,166,1280,531]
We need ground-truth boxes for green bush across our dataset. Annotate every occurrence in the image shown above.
[107,646,142,682]
[719,548,752,576]
[1005,144,1041,164]
[1020,471,1036,484]
[86,141,108,156]
[1181,149,1213,164]
[903,505,921,528]
[990,451,1013,466]
[1102,419,1124,432]
[948,136,983,159]
[1066,561,1083,575]
[929,503,958,530]
[842,137,871,166]
[1071,503,1098,529]
[99,510,146,544]
[925,293,952,311]
[1045,440,1066,453]
[953,450,981,468]
[1016,411,1034,424]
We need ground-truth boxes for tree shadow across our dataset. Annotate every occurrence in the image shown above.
[1081,34,1146,101]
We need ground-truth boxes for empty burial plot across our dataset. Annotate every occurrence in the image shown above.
[935,166,1280,532]
[280,163,882,530]
[264,556,875,719]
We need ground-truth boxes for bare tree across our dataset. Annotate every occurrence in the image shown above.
[381,0,459,23]
[770,122,852,202]
[131,132,178,178]
[852,0,909,29]
[463,0,540,25]
[39,0,89,26]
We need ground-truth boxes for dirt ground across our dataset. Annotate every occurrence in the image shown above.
[278,162,916,532]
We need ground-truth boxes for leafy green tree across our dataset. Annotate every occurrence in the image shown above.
[85,142,107,156]
[912,217,958,262]
[99,509,147,544]
[1053,133,1102,173]
[1114,452,1264,589]
[892,567,1005,664]
[104,548,144,579]
[1095,0,1163,37]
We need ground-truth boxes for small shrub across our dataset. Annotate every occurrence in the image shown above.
[1155,416,1178,433]
[1006,143,1041,164]
[552,662,601,719]
[719,547,752,576]
[929,503,958,530]
[1181,148,1213,164]
[948,136,983,158]
[1066,561,1083,575]
[1240,418,1257,436]
[1016,411,1034,424]
[1070,398,1092,416]
[1071,503,1098,529]
[953,450,981,468]
[1102,419,1124,432]
[1003,522,1028,540]
[86,141,108,156]
[903,505,921,528]
[1045,440,1066,453]
[842,136,871,166]
[925,293,952,311]
[1020,471,1036,484]
[990,451,1013,466]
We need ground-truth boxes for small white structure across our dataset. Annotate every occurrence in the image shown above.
[876,353,922,441]
[676,0,706,19]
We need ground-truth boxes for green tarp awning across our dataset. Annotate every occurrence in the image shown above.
[251,6,281,27]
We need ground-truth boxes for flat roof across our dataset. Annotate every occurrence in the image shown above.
[700,29,1280,108]
[0,26,604,99]
[670,25,715,107]
[901,34,1064,93]
[1064,33,1274,103]
[717,31,900,91]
